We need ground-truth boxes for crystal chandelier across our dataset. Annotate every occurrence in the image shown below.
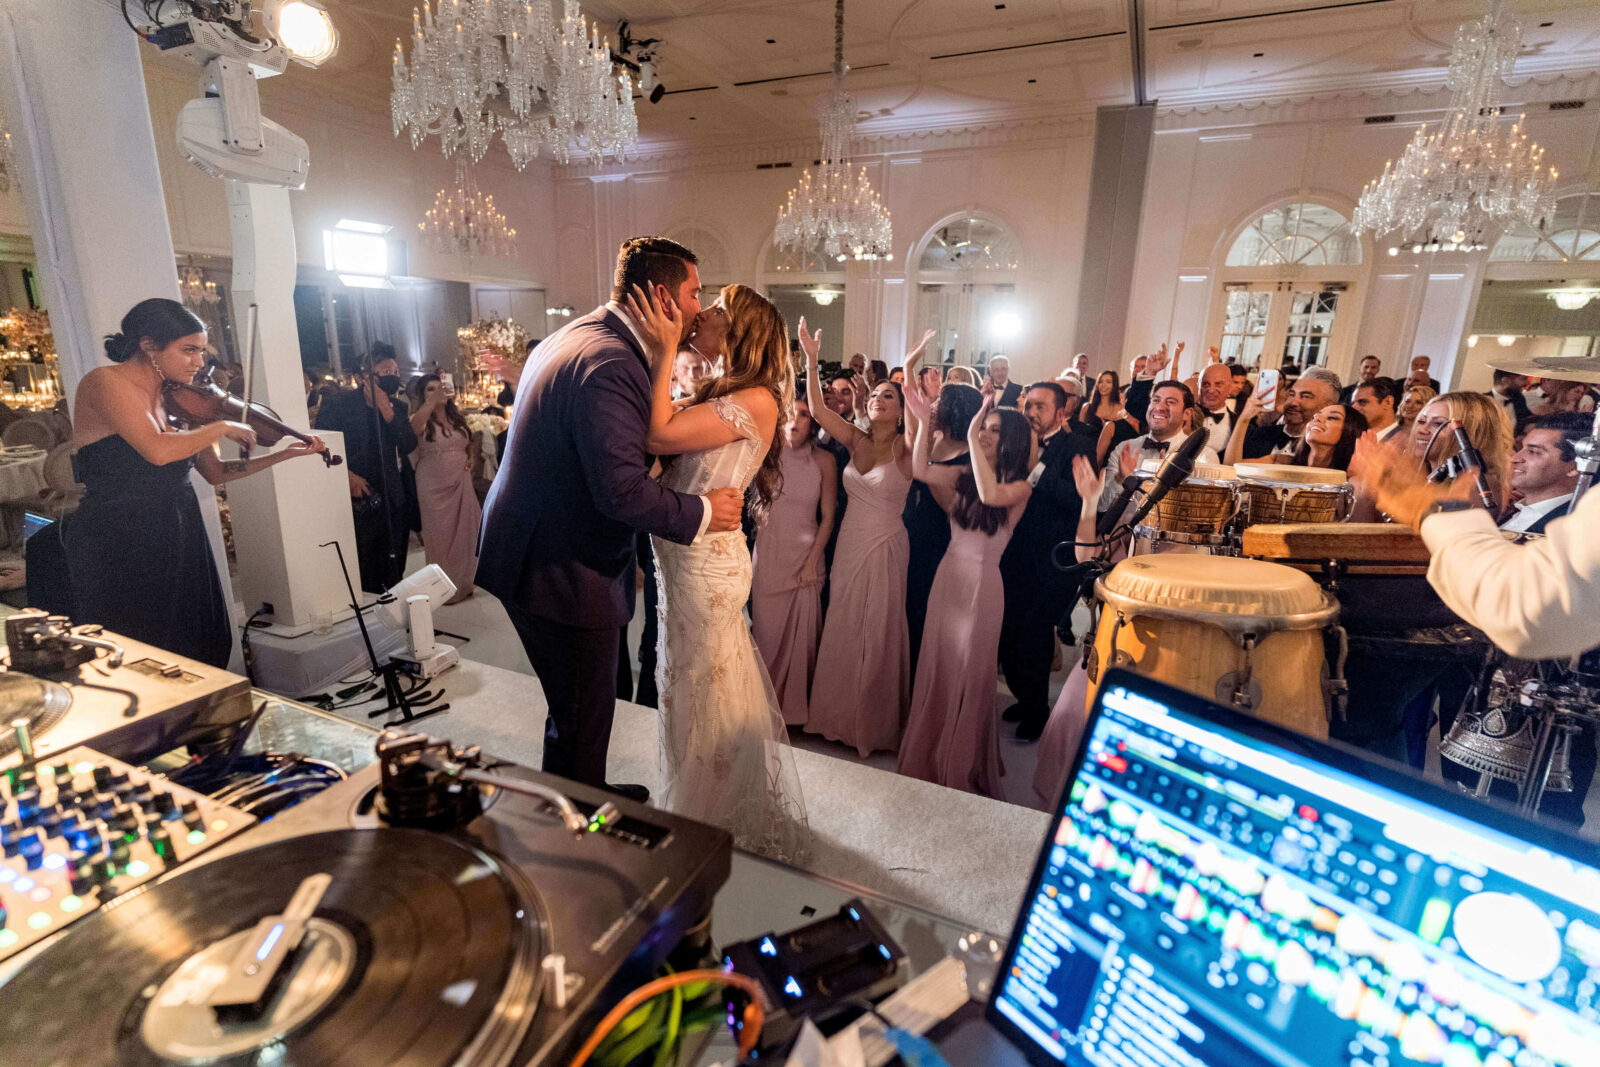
[420,162,518,259]
[1352,1,1557,253]
[391,0,638,170]
[179,266,220,309]
[773,0,892,263]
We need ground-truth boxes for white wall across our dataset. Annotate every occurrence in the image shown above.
[544,118,1097,386]
[1126,74,1600,390]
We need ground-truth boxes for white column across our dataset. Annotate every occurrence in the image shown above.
[0,0,240,662]
[223,182,361,627]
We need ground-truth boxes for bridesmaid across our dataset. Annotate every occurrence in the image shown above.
[802,319,914,756]
[751,395,837,725]
[901,334,983,680]
[408,373,481,603]
[897,398,1033,797]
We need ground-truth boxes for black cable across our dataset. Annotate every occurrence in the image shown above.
[120,0,145,37]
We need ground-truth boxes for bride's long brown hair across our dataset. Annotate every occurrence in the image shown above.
[690,284,794,523]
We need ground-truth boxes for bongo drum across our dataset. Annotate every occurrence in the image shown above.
[1085,555,1339,738]
[1234,462,1351,526]
[1131,462,1239,554]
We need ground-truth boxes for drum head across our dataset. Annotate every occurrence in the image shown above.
[1234,462,1346,485]
[1102,555,1327,615]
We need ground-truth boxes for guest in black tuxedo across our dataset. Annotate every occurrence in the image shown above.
[1339,355,1382,404]
[1410,354,1442,395]
[1490,369,1532,431]
[999,381,1097,741]
[987,355,1024,408]
[1193,362,1237,456]
[1499,412,1589,535]
[477,236,744,793]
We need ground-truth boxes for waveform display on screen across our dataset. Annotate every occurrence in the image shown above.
[995,701,1600,1067]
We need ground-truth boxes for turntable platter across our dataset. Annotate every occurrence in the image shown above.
[0,672,71,757]
[0,828,544,1067]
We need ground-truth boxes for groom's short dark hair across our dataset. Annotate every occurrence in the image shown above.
[612,236,698,304]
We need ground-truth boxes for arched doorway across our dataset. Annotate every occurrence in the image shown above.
[910,213,1021,375]
[1209,201,1365,375]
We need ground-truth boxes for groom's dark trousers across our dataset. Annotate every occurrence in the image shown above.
[478,306,703,788]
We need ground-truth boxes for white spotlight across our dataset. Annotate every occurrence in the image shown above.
[991,311,1023,341]
[264,0,340,69]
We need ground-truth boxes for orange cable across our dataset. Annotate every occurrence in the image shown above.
[565,969,766,1067]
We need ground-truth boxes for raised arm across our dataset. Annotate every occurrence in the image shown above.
[912,405,962,502]
[800,317,864,449]
[967,399,1031,509]
[1223,390,1267,466]
[1072,455,1105,563]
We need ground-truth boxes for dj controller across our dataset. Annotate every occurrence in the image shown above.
[0,613,736,1067]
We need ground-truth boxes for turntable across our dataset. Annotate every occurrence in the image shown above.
[0,731,734,1066]
[0,611,254,770]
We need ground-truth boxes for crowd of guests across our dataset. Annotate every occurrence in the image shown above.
[729,333,1598,805]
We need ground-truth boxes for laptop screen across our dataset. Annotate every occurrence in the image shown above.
[988,670,1600,1067]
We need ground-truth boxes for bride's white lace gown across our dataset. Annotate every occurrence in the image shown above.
[652,395,811,862]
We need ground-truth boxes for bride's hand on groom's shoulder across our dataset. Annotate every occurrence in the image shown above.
[624,283,682,364]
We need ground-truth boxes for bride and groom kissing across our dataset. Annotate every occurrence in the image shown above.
[479,235,807,859]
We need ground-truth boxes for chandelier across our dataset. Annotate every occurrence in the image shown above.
[420,162,518,258]
[1352,1,1557,253]
[391,0,638,170]
[179,266,220,309]
[773,0,892,263]
[1550,288,1600,311]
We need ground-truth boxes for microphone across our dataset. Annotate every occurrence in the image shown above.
[1095,472,1146,538]
[1449,420,1497,510]
[1120,428,1209,533]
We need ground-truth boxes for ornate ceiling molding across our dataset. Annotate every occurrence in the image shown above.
[557,112,1095,180]
[1155,70,1600,133]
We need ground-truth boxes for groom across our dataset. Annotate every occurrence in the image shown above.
[478,236,745,796]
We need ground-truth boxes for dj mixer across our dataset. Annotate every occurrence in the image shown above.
[0,747,254,961]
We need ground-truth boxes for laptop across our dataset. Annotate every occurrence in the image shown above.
[942,668,1600,1066]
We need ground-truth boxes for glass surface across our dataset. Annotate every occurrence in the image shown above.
[1280,288,1338,368]
[1226,204,1360,267]
[766,235,837,275]
[1220,290,1270,368]
[1492,194,1600,262]
[244,692,380,773]
[918,217,1019,273]
[991,682,1600,1067]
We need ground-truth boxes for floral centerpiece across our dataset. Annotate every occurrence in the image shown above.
[457,316,531,409]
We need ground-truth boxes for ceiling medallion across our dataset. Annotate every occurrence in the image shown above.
[773,0,892,263]
[420,162,518,259]
[391,0,637,169]
[1352,0,1557,253]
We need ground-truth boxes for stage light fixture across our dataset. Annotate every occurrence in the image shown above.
[991,311,1023,341]
[263,0,339,68]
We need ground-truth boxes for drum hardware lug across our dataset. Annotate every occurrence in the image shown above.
[1106,613,1132,673]
[1326,625,1350,723]
[1219,634,1259,710]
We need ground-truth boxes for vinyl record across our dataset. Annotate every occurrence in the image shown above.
[0,828,543,1067]
[0,671,71,757]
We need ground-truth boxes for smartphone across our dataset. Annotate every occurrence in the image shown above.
[440,372,455,397]
[1256,368,1280,407]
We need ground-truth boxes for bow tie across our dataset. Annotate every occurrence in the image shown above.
[1204,409,1227,423]
[1141,440,1170,454]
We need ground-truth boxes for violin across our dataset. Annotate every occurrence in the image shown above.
[162,365,342,468]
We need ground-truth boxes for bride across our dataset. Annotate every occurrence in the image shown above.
[624,282,809,862]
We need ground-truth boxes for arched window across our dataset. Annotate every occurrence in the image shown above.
[1225,203,1361,267]
[918,217,1019,273]
[1491,193,1600,262]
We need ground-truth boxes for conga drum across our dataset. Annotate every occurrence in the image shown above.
[1132,462,1239,555]
[1234,462,1351,525]
[1086,555,1339,738]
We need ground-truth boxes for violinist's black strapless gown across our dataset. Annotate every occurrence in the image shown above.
[61,435,231,667]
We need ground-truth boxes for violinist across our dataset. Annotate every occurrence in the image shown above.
[62,298,328,668]
[314,342,417,592]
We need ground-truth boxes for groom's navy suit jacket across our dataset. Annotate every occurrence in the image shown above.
[478,307,704,630]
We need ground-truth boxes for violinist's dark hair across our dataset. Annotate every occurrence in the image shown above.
[103,299,205,364]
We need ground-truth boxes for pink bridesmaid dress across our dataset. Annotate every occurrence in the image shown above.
[751,445,826,726]
[806,459,912,755]
[1032,660,1091,808]
[412,425,481,596]
[896,522,1011,797]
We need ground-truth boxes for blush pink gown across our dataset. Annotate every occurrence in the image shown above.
[806,458,912,755]
[1032,661,1090,809]
[412,425,481,596]
[897,521,1011,797]
[752,445,826,726]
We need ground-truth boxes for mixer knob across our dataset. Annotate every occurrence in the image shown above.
[151,791,177,817]
[15,770,35,792]
[112,805,141,833]
[50,761,71,781]
[13,788,41,818]
[90,793,117,819]
[106,769,130,789]
[69,864,96,896]
[91,765,111,790]
[148,824,173,860]
[109,838,131,865]
[181,801,204,830]
[56,810,80,836]
[36,806,62,836]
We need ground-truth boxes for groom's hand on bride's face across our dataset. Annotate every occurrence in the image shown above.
[705,488,744,533]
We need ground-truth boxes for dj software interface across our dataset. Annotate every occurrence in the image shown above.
[993,687,1600,1067]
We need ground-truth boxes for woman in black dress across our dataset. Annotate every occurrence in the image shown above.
[62,299,327,667]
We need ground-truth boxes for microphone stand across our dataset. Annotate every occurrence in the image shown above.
[320,540,449,727]
[1569,407,1600,513]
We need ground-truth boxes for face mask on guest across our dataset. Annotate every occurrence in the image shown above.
[377,374,402,393]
